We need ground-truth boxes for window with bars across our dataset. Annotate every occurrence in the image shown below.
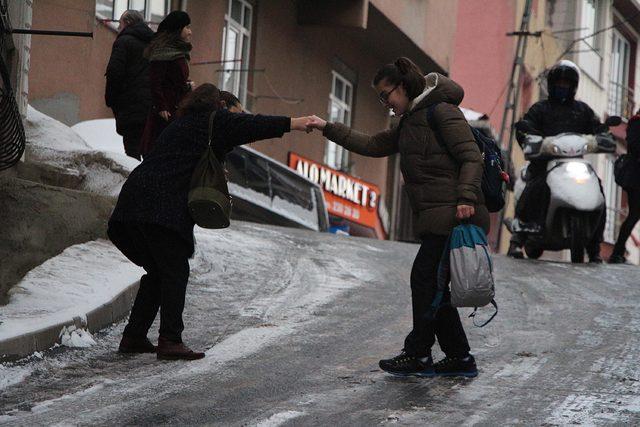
[578,0,603,82]
[221,0,252,107]
[608,29,633,117]
[325,71,353,171]
[96,0,171,25]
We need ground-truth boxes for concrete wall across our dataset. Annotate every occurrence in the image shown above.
[7,0,32,118]
[29,0,112,125]
[369,0,459,72]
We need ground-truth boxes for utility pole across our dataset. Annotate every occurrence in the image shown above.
[496,0,540,251]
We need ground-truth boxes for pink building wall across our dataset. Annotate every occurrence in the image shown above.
[450,0,517,133]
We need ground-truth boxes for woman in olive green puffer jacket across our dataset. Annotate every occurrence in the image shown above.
[307,57,488,378]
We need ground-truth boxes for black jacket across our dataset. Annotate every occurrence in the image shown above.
[108,109,291,254]
[105,22,155,133]
[517,99,602,139]
[627,115,640,160]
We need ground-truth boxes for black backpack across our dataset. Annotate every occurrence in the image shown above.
[426,103,508,213]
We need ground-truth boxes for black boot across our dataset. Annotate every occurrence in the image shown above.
[507,242,524,259]
[608,253,626,264]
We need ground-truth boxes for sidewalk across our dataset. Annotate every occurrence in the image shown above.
[0,240,142,360]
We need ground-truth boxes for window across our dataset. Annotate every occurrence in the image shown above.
[578,0,603,82]
[96,0,171,25]
[325,71,353,171]
[608,30,632,117]
[604,155,622,243]
[221,0,252,107]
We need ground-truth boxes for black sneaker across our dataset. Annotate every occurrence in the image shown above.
[609,254,626,264]
[379,352,435,377]
[507,242,524,259]
[434,355,478,378]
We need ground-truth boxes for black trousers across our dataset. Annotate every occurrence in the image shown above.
[108,222,191,342]
[403,234,471,358]
[613,189,640,256]
[121,126,144,161]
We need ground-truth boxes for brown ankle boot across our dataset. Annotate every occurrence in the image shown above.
[157,337,205,361]
[118,336,157,354]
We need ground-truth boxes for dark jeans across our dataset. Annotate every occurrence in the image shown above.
[403,234,471,359]
[108,222,191,342]
[513,160,605,257]
[121,126,144,161]
[516,160,549,225]
[613,189,640,256]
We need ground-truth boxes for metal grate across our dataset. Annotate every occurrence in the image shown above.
[0,0,25,171]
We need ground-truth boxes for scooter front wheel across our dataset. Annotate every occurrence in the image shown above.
[524,244,543,260]
[569,215,586,263]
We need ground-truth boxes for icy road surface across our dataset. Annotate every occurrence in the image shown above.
[2,221,640,425]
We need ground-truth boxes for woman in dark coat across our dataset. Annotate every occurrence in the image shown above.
[610,111,640,263]
[140,11,194,156]
[108,84,313,360]
[307,57,488,378]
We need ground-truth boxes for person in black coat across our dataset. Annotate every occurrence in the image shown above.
[108,83,313,360]
[610,112,640,263]
[508,60,604,262]
[105,10,154,160]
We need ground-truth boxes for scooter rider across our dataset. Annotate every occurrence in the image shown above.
[508,60,605,262]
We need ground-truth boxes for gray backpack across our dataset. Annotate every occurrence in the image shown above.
[431,224,498,327]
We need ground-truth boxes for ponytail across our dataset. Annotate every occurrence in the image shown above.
[373,57,426,100]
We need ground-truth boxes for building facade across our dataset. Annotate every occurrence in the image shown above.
[26,0,459,240]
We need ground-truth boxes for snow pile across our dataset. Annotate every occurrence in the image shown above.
[59,326,97,348]
[24,106,139,197]
[71,118,123,155]
[0,239,143,343]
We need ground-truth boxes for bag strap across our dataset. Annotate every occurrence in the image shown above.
[208,110,217,148]
[426,102,446,151]
[469,300,498,327]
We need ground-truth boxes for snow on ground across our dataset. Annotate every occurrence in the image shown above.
[25,106,139,196]
[0,239,142,344]
[254,410,306,427]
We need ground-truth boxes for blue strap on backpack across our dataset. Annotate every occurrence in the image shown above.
[425,103,507,213]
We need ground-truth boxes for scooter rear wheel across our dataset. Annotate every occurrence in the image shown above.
[569,215,586,263]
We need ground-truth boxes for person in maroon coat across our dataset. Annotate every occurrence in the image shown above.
[140,11,194,156]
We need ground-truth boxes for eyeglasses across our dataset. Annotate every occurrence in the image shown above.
[378,84,399,105]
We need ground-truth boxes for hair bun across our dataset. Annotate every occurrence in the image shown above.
[394,57,410,75]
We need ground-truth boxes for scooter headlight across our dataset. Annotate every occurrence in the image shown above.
[564,162,590,184]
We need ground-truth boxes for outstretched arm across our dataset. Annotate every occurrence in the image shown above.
[307,115,399,158]
[219,111,311,147]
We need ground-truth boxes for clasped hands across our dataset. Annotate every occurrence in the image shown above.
[290,115,327,133]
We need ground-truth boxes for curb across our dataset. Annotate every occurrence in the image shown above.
[0,280,140,361]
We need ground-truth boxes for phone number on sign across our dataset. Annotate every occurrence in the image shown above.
[331,201,361,220]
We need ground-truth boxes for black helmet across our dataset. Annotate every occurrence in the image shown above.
[547,60,579,102]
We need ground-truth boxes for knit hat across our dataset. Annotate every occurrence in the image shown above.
[157,11,190,34]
